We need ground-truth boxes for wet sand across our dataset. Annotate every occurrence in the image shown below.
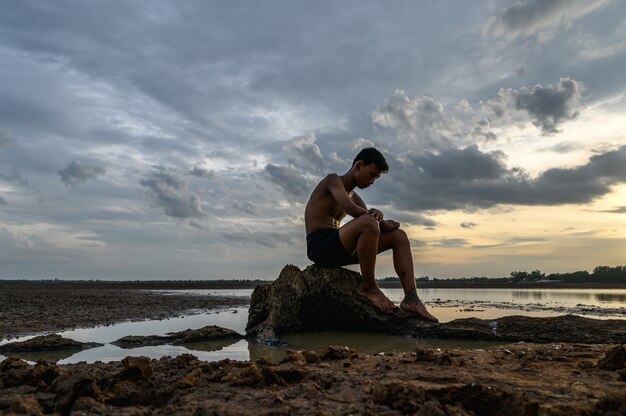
[0,281,249,340]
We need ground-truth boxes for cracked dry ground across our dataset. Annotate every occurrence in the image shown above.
[2,343,626,415]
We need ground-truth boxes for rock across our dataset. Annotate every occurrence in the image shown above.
[9,397,43,415]
[111,335,170,348]
[0,357,67,389]
[170,325,243,345]
[111,325,243,348]
[597,345,626,370]
[119,356,153,381]
[246,265,626,345]
[0,334,102,353]
[53,372,102,414]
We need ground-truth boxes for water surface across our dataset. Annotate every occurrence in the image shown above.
[2,287,624,364]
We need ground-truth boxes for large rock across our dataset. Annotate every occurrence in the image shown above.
[246,265,626,345]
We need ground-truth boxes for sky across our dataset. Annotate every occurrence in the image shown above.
[1,0,625,280]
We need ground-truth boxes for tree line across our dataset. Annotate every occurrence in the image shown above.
[380,265,626,283]
[509,265,626,283]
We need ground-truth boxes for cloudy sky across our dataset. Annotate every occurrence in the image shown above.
[1,0,625,279]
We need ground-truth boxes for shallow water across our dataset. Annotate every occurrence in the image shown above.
[2,287,625,364]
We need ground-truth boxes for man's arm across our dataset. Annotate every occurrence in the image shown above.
[326,175,368,218]
[353,191,385,222]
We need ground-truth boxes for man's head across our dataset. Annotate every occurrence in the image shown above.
[352,147,389,173]
[352,147,388,189]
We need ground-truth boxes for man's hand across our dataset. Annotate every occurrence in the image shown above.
[368,208,384,221]
[379,219,400,231]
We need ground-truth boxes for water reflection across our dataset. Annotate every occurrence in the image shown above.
[595,293,626,303]
[182,338,241,353]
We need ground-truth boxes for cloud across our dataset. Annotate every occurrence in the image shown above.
[600,206,626,213]
[58,160,106,186]
[434,238,468,247]
[219,225,299,249]
[379,145,626,211]
[189,166,216,179]
[0,167,29,187]
[140,166,206,219]
[460,222,478,228]
[222,196,258,216]
[0,128,14,148]
[482,0,610,39]
[265,164,315,198]
[0,196,6,204]
[371,90,463,150]
[283,133,326,175]
[484,78,584,135]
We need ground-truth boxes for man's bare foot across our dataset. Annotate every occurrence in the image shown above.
[400,291,438,322]
[357,282,397,314]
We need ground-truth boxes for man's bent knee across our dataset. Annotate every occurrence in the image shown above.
[358,215,380,234]
[392,228,409,245]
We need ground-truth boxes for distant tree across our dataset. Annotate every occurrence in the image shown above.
[510,271,529,282]
[530,270,545,281]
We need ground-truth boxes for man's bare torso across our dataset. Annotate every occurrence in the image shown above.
[305,174,353,234]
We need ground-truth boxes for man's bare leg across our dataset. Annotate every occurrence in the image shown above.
[339,215,396,313]
[378,229,438,322]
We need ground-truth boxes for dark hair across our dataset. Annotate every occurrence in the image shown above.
[352,147,389,173]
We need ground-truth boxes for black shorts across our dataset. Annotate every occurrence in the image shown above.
[306,228,359,267]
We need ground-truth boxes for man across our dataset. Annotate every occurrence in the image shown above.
[304,147,438,321]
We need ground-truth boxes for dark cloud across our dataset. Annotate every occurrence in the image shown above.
[189,166,216,179]
[483,0,609,39]
[485,78,584,135]
[411,145,507,181]
[265,164,315,198]
[460,222,478,228]
[140,166,205,219]
[58,160,106,186]
[378,145,626,211]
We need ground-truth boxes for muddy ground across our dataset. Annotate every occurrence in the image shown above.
[2,282,626,415]
[1,343,625,415]
[0,282,249,340]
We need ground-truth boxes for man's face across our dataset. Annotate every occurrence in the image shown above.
[356,162,382,189]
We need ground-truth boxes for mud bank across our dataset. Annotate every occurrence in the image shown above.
[1,343,625,415]
[0,285,249,340]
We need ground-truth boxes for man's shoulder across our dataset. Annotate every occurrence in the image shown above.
[322,173,340,183]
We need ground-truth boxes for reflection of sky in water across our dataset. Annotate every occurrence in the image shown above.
[2,288,625,364]
[150,289,254,297]
[382,288,626,307]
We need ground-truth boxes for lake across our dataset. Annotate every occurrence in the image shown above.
[2,287,625,364]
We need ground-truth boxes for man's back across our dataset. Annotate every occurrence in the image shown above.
[304,174,349,234]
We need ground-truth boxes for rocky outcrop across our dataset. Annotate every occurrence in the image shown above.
[112,325,242,348]
[0,334,102,353]
[246,265,626,345]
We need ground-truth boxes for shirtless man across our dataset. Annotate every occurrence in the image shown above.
[304,147,438,321]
